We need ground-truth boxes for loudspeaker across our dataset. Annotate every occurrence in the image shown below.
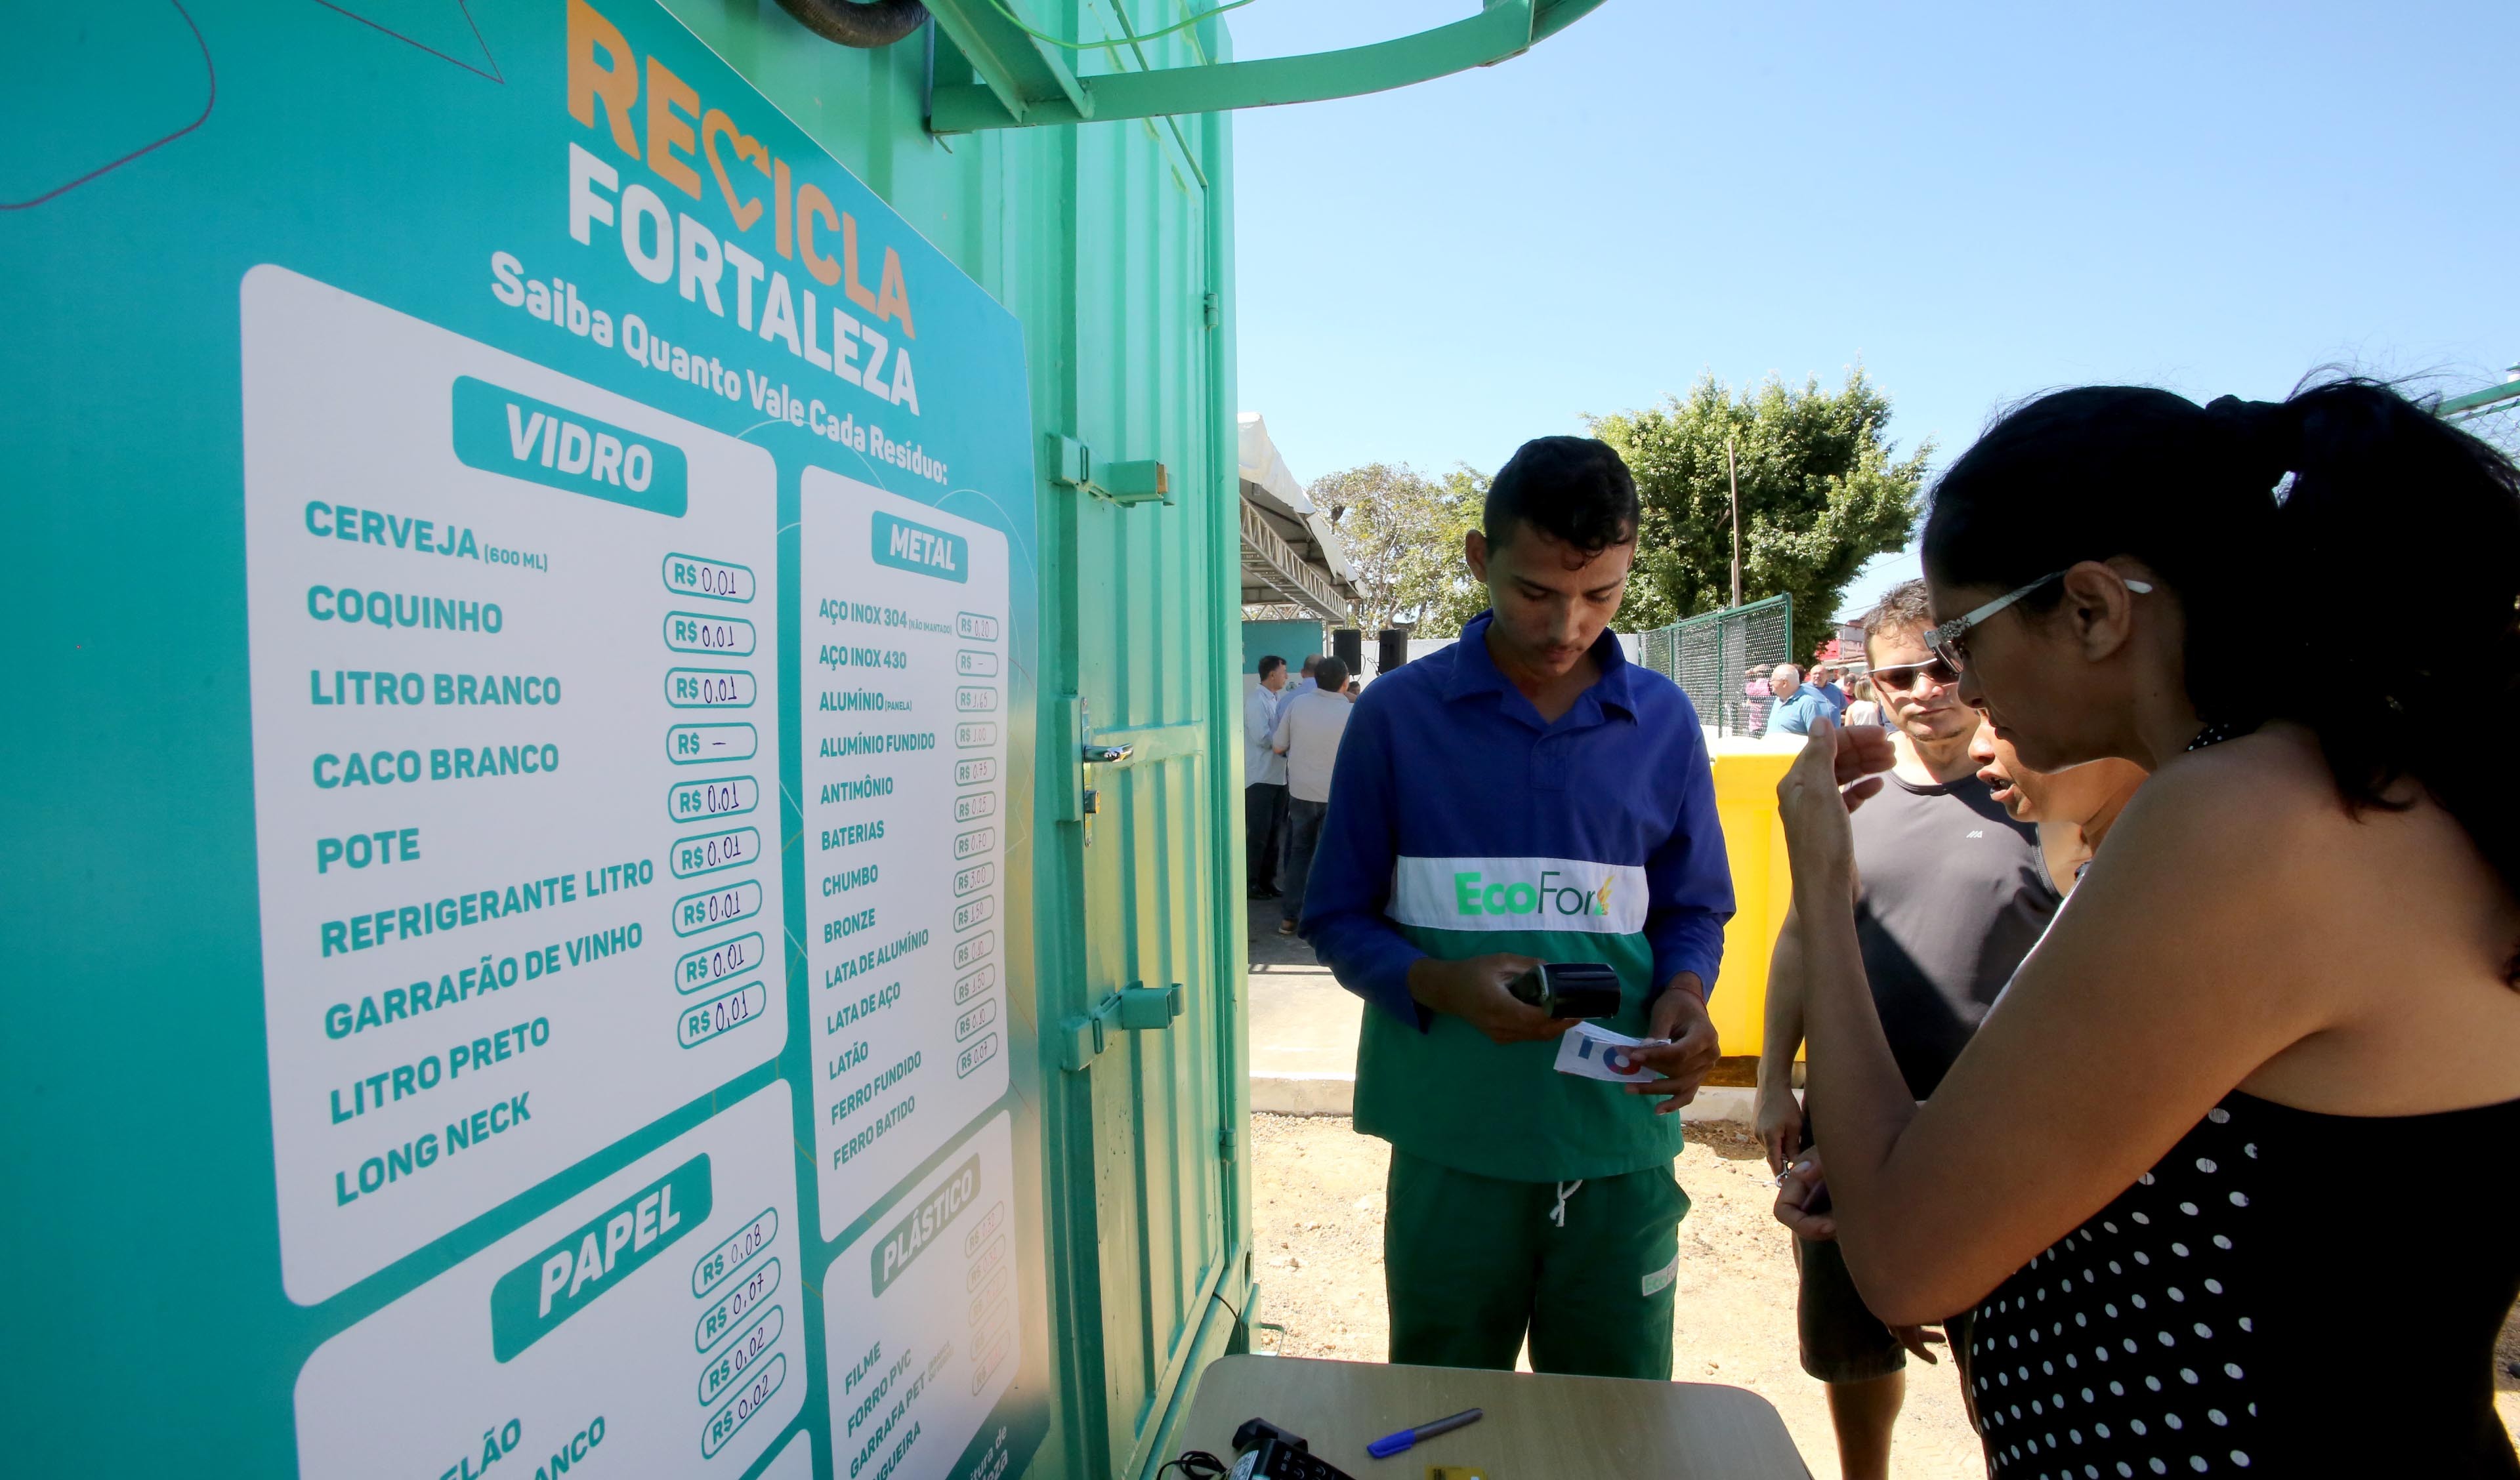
[1331,627,1362,675]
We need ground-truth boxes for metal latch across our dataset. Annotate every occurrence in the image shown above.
[1077,714,1126,841]
[1059,981,1184,1071]
[1115,981,1181,1029]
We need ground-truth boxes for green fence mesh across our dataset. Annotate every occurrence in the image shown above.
[1636,594,1795,738]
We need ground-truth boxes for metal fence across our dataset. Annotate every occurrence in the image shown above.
[1637,594,1795,737]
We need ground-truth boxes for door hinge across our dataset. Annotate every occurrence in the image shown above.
[1046,432,1171,506]
[1202,290,1220,329]
[1217,1126,1236,1163]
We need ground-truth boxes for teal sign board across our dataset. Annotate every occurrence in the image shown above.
[1,4,1049,1477]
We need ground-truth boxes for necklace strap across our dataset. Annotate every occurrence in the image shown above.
[2185,718,2250,752]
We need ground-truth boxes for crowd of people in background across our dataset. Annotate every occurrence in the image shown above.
[1741,655,1894,738]
[1244,651,1359,934]
[1268,655,1354,935]
[1260,382,2520,1479]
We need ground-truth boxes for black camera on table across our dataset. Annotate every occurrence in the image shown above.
[1228,1419,1354,1480]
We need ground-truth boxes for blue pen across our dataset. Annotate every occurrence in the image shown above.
[1365,1407,1484,1459]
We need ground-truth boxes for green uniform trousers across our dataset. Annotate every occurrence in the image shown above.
[1383,1148,1689,1380]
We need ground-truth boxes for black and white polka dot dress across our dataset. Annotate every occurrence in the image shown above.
[1958,1090,2520,1478]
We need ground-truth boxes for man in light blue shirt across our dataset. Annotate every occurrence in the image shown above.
[1765,663,1841,737]
[1269,655,1353,934]
[1811,663,1848,714]
[1244,655,1291,898]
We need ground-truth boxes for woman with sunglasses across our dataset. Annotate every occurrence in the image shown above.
[1773,379,2520,1477]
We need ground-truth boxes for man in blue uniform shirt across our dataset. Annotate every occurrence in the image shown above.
[1301,436,1735,1379]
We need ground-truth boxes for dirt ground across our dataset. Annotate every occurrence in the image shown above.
[1251,1113,2520,1480]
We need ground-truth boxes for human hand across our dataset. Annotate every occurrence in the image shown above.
[1754,1080,1804,1176]
[1773,1149,1836,1243]
[1776,718,1895,885]
[1406,954,1573,1044]
[1889,1325,1946,1366]
[1625,977,1719,1115]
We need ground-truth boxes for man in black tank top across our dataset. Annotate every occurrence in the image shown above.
[1836,765,2057,1093]
[1756,582,2059,1480]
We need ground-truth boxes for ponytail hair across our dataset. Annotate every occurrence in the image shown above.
[1922,377,2520,894]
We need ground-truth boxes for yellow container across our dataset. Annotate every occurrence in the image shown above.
[1706,745,1802,1061]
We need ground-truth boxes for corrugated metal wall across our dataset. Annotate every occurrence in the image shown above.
[668,7,1253,1475]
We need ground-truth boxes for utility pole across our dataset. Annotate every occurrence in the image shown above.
[1727,434,1743,609]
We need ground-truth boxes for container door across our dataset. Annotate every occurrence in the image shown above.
[1057,114,1242,1480]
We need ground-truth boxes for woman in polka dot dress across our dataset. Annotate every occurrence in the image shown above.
[1769,380,2520,1477]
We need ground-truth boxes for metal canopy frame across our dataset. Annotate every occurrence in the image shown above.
[925,0,1608,133]
[2439,370,2520,423]
[1239,498,1349,620]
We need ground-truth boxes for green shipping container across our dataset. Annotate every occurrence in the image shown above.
[0,3,1599,1476]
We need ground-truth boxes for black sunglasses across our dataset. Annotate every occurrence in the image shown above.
[1868,657,1958,691]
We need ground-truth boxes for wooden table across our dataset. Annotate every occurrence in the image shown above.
[1175,1355,1811,1479]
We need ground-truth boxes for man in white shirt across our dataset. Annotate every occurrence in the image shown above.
[1244,655,1292,899]
[1268,655,1352,934]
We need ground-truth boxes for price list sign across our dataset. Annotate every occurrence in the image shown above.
[242,269,786,1304]
[293,1084,807,1478]
[797,470,1012,1236]
[822,1112,1022,1480]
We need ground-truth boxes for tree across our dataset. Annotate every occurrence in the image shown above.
[1412,465,1494,636]
[1312,462,1487,635]
[1592,369,1929,657]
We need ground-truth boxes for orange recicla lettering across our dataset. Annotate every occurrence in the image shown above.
[567,0,640,159]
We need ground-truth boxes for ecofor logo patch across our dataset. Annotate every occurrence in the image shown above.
[1454,868,1610,918]
[1387,856,1648,934]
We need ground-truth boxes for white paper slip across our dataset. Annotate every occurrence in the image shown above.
[1553,1022,1669,1082]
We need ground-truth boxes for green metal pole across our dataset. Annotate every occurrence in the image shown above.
[924,0,1612,133]
[2439,369,2520,422]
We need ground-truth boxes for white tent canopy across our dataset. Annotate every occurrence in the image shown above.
[1237,412,1356,619]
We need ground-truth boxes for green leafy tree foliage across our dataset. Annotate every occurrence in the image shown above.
[1412,465,1493,636]
[1591,369,1929,655]
[1314,462,1489,636]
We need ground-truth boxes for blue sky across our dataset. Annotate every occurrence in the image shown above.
[1227,1,2520,617]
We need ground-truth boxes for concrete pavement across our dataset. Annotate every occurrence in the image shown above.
[1244,895,1362,1113]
